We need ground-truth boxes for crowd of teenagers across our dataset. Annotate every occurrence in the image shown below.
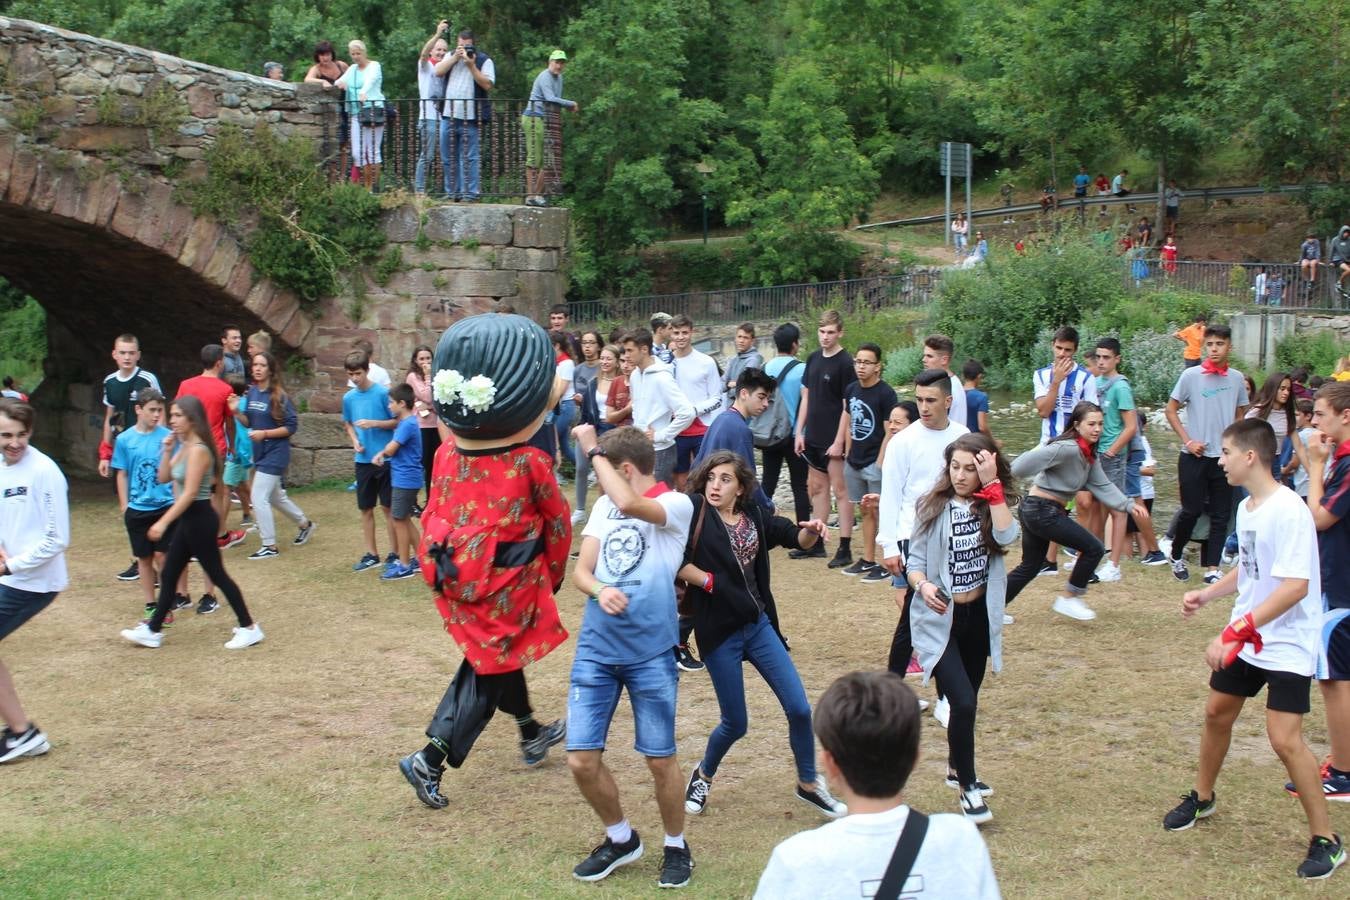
[3,303,1350,893]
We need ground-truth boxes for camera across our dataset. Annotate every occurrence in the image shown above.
[464,45,476,60]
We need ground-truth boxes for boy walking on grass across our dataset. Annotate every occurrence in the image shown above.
[1164,418,1343,881]
[342,351,398,573]
[372,384,423,581]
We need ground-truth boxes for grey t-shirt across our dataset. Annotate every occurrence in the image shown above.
[1170,366,1249,458]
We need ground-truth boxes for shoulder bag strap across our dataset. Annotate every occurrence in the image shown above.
[873,810,929,900]
[687,498,707,561]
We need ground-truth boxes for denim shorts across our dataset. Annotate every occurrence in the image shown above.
[1125,447,1145,497]
[1099,451,1128,493]
[566,652,679,757]
[0,582,58,642]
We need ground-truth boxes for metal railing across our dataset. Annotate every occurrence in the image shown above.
[318,98,564,200]
[570,271,942,328]
[1127,258,1348,311]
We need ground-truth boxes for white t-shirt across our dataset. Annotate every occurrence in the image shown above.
[0,445,70,594]
[1233,485,1321,676]
[347,361,391,389]
[877,418,969,557]
[1033,364,1098,443]
[555,357,576,386]
[442,55,495,120]
[948,373,967,436]
[416,59,445,120]
[1139,435,1156,501]
[754,805,1001,900]
[672,349,725,428]
[576,489,694,665]
[1292,426,1319,497]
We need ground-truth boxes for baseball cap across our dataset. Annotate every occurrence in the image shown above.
[549,49,568,61]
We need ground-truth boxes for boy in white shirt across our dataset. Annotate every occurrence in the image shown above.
[1164,418,1343,880]
[754,670,999,899]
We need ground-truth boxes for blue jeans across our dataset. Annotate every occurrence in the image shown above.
[699,613,816,783]
[566,652,679,757]
[413,118,440,193]
[554,399,576,465]
[440,118,481,199]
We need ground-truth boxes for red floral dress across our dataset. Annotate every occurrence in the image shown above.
[419,441,571,674]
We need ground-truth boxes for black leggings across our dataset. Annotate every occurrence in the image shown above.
[148,500,251,632]
[761,435,811,525]
[1006,496,1104,603]
[887,586,915,676]
[420,427,441,495]
[932,597,990,787]
[481,669,533,718]
[1171,453,1233,567]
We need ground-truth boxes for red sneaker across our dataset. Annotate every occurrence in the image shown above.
[217,529,247,550]
[906,657,922,675]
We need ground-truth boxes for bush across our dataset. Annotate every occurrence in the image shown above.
[1122,330,1187,406]
[797,299,924,361]
[1275,330,1350,375]
[884,345,925,387]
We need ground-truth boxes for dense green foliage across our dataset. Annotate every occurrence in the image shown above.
[1275,331,1350,377]
[179,126,385,304]
[0,277,46,392]
[4,0,1347,294]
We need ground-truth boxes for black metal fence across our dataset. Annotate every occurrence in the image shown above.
[318,98,564,200]
[1128,258,1348,311]
[570,271,942,328]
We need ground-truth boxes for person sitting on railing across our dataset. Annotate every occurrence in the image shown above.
[523,50,579,208]
[413,21,451,196]
[434,27,494,203]
[335,40,385,193]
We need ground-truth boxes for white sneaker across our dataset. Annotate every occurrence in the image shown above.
[933,696,951,729]
[120,622,162,648]
[1095,561,1122,583]
[1220,549,1236,567]
[1158,537,1173,558]
[961,787,993,825]
[1052,595,1097,621]
[917,698,930,712]
[1002,613,1015,625]
[224,623,264,650]
[570,509,586,525]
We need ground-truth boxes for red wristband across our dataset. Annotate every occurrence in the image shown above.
[702,572,714,594]
[98,440,114,462]
[972,481,1005,504]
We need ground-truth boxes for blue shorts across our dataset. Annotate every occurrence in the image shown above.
[673,434,703,474]
[1318,605,1350,682]
[566,652,679,757]
[0,582,58,642]
[1125,447,1145,497]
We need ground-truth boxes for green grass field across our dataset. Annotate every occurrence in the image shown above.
[1,483,1347,898]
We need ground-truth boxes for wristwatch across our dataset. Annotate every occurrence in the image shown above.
[587,446,608,460]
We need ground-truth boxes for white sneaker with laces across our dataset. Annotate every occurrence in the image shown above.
[1095,561,1122,582]
[120,622,162,648]
[224,624,265,650]
[1052,595,1097,621]
[933,696,951,729]
[571,509,586,525]
[961,787,993,824]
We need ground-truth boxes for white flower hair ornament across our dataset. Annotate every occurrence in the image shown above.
[433,369,497,414]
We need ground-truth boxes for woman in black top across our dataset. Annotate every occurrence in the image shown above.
[675,450,845,820]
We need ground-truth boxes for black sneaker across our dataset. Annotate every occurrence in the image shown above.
[573,832,643,882]
[796,782,847,818]
[1162,790,1215,831]
[675,645,705,673]
[116,561,140,582]
[685,768,711,814]
[293,520,316,546]
[1036,561,1057,578]
[521,719,566,767]
[788,545,827,560]
[840,558,873,576]
[0,724,50,763]
[248,545,280,560]
[945,772,993,796]
[1171,557,1190,582]
[826,548,853,569]
[398,750,449,809]
[960,786,992,825]
[1297,834,1346,879]
[657,843,693,889]
[1202,570,1222,585]
[860,564,891,584]
[172,593,193,610]
[196,594,219,615]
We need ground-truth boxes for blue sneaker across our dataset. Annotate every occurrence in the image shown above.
[346,480,358,492]
[381,562,419,581]
[352,552,381,572]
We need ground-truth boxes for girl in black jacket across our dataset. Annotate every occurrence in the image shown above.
[676,450,845,820]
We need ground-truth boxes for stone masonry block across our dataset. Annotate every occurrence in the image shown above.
[382,204,420,243]
[445,269,519,298]
[422,205,513,245]
[511,206,569,248]
[496,247,558,271]
[292,412,350,450]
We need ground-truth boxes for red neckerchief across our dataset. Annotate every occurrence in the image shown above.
[1075,436,1095,462]
[1201,359,1229,376]
[1334,440,1350,462]
[644,481,671,497]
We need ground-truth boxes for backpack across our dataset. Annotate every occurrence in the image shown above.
[749,359,802,449]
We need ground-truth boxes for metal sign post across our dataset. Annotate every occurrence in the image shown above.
[940,142,972,249]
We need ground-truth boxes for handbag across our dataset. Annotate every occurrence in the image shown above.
[674,498,708,617]
[357,105,387,126]
[873,810,930,900]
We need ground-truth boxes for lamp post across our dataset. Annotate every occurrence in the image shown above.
[695,161,715,245]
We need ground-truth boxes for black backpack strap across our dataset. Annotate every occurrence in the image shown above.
[775,358,802,384]
[873,810,929,900]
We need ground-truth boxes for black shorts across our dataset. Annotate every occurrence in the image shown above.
[124,506,177,558]
[1209,655,1311,714]
[801,443,831,473]
[354,462,392,511]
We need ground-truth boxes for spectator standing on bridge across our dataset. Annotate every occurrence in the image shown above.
[951,213,968,256]
[413,22,450,196]
[434,28,494,203]
[336,40,385,193]
[1331,226,1350,297]
[523,50,578,208]
[1164,180,1183,235]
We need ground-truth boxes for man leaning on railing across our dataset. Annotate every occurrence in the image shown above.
[523,50,578,208]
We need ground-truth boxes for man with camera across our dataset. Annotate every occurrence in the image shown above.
[433,27,494,202]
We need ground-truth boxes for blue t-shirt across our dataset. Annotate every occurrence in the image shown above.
[1321,454,1350,610]
[342,383,394,464]
[389,415,423,490]
[576,489,694,665]
[764,356,805,430]
[965,388,989,433]
[230,395,253,467]
[1073,172,1091,193]
[112,425,174,511]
